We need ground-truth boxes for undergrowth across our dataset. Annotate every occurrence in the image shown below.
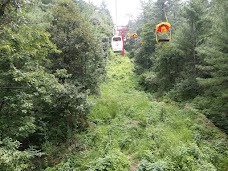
[45,53,228,171]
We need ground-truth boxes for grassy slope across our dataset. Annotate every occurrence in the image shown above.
[46,55,228,171]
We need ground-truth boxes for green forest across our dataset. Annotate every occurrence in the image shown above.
[0,0,227,170]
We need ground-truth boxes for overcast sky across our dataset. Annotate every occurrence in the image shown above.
[85,0,142,25]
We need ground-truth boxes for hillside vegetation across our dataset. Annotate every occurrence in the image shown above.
[46,55,228,171]
[127,0,228,133]
[0,0,227,170]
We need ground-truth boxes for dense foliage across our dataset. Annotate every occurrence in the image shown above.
[129,0,227,133]
[0,0,112,170]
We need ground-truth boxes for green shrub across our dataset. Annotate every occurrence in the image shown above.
[167,78,202,102]
[87,149,130,171]
[136,160,170,171]
[0,138,41,171]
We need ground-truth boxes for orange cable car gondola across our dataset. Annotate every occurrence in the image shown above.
[155,9,171,43]
[132,33,138,39]
[156,22,171,33]
[155,22,171,43]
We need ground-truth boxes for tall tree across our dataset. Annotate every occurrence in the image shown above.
[160,0,209,99]
[0,1,92,169]
[0,1,58,170]
[196,0,228,132]
[48,0,108,93]
[133,0,183,93]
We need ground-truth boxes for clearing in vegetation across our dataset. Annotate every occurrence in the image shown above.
[46,54,228,171]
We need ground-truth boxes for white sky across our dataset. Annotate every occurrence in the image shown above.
[85,0,142,25]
